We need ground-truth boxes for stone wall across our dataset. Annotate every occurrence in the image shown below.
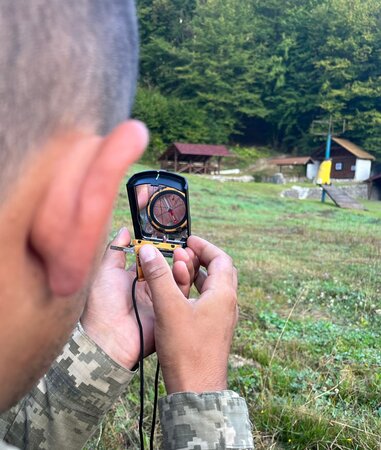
[281,183,368,200]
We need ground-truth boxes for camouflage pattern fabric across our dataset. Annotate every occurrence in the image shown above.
[0,323,136,450]
[0,325,254,450]
[159,391,254,449]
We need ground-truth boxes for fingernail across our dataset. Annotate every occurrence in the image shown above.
[115,227,127,238]
[113,227,127,245]
[139,245,157,262]
[115,227,126,239]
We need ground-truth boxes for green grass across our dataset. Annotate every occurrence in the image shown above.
[86,164,381,449]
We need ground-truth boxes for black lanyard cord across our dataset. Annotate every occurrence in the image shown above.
[150,360,160,449]
[131,276,160,450]
[132,276,145,450]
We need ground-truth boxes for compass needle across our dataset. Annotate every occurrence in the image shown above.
[163,196,171,210]
[147,187,187,233]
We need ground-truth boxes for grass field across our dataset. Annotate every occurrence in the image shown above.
[86,164,381,450]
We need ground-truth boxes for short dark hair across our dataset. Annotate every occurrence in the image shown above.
[0,0,138,192]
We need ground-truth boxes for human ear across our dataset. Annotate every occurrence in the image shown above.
[30,120,148,296]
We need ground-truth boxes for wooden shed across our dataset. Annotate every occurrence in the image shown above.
[268,156,314,179]
[311,137,375,181]
[158,143,232,174]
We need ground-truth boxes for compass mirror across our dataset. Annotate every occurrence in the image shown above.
[127,171,191,245]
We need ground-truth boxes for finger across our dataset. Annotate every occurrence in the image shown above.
[139,244,186,317]
[185,246,200,281]
[187,235,228,270]
[103,227,131,268]
[173,247,189,265]
[172,260,191,297]
[187,235,234,289]
[194,268,207,294]
[136,184,150,210]
[173,247,197,283]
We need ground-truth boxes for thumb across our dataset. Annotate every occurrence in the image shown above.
[139,244,183,315]
[103,227,131,268]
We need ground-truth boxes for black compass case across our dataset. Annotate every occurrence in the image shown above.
[126,170,191,247]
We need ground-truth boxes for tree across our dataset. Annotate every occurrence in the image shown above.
[132,87,212,162]
[135,0,381,158]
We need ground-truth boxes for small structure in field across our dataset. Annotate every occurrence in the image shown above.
[310,137,375,181]
[268,156,314,179]
[158,142,232,174]
[366,173,381,200]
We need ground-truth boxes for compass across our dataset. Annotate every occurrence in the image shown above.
[147,187,187,233]
[112,170,191,281]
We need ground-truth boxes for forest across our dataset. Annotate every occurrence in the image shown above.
[133,0,381,161]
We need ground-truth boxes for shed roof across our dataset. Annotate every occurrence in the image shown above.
[159,143,232,160]
[268,156,313,166]
[331,137,375,161]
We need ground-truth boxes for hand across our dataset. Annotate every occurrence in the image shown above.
[139,235,238,394]
[81,228,198,370]
[81,228,155,369]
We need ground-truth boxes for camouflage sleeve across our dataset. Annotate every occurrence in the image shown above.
[0,323,136,450]
[159,390,254,449]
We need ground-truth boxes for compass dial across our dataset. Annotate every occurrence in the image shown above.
[147,188,187,232]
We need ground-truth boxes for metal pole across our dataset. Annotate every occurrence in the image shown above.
[321,117,332,203]
[217,156,221,174]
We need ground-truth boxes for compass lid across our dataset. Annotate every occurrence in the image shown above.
[126,170,191,246]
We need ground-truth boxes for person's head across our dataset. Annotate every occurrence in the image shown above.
[0,0,148,411]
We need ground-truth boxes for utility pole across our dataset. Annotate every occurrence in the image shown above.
[311,116,346,203]
[321,116,333,202]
